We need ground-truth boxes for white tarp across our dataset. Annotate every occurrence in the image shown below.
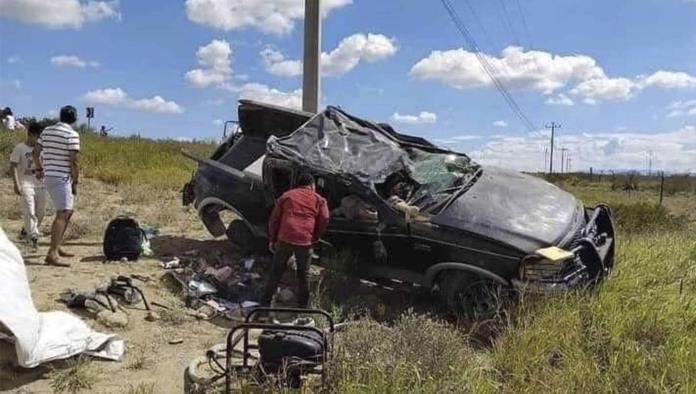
[0,227,124,368]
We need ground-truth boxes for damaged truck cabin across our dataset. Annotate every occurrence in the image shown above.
[182,100,615,317]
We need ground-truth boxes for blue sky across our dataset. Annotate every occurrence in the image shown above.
[1,0,696,172]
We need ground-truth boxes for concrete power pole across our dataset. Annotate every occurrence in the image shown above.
[302,0,321,113]
[545,122,561,174]
[560,147,568,173]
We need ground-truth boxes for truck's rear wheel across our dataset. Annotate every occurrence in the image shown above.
[226,220,264,255]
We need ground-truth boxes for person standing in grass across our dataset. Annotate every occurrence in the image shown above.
[33,106,80,267]
[261,173,329,309]
[10,122,47,250]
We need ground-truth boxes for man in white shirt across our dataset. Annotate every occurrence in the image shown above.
[10,123,47,250]
[2,107,17,130]
[34,106,80,267]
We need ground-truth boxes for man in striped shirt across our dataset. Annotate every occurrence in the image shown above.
[33,105,81,267]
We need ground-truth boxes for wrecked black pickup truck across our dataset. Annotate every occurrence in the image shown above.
[182,100,615,317]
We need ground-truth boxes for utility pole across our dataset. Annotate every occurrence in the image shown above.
[302,0,321,113]
[560,147,568,174]
[545,122,560,174]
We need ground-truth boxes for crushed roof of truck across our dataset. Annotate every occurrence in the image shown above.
[267,106,417,184]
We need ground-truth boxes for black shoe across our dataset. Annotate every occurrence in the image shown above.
[31,237,38,251]
[19,228,27,241]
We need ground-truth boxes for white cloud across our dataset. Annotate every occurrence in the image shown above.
[50,55,99,68]
[640,70,696,89]
[213,118,223,125]
[391,111,437,124]
[493,120,508,127]
[545,93,574,106]
[0,0,120,29]
[667,99,696,118]
[174,136,194,142]
[83,88,184,114]
[411,46,696,105]
[185,39,233,88]
[235,83,303,109]
[260,48,303,77]
[7,56,22,64]
[185,0,351,35]
[262,33,398,77]
[441,126,696,173]
[410,46,605,94]
[570,77,635,102]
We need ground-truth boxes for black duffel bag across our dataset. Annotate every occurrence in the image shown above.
[258,329,324,364]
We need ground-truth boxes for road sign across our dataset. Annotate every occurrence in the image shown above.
[86,107,94,118]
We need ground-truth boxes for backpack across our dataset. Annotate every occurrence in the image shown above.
[103,216,145,261]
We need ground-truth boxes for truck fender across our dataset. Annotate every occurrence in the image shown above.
[424,262,510,289]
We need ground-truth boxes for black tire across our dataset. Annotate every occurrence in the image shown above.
[442,271,510,321]
[226,220,264,255]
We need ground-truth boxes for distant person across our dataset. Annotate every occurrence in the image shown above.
[261,173,329,309]
[2,107,17,130]
[33,105,81,267]
[10,122,47,250]
[99,125,112,137]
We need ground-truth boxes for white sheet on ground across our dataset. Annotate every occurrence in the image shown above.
[0,227,124,368]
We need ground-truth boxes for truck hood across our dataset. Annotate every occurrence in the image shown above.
[431,166,581,252]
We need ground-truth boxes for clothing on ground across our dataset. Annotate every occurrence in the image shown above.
[10,143,42,187]
[38,122,80,178]
[268,187,329,246]
[261,242,312,308]
[0,226,124,367]
[45,176,74,211]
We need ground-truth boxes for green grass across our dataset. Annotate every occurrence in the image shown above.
[1,127,215,188]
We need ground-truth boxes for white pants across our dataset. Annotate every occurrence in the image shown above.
[20,183,47,239]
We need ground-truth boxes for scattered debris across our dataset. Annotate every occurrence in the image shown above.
[161,257,181,269]
[168,338,184,345]
[97,310,129,328]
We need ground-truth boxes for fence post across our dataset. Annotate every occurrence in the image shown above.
[659,171,665,206]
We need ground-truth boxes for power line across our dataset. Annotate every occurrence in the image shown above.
[439,0,538,133]
[513,0,533,49]
[496,0,520,47]
[462,0,500,52]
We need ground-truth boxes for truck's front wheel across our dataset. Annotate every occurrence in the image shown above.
[442,271,510,321]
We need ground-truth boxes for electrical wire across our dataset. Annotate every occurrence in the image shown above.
[496,0,520,47]
[439,0,538,133]
[462,0,500,52]
[513,0,534,49]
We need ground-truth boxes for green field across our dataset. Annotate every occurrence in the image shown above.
[1,128,216,188]
[2,127,695,393]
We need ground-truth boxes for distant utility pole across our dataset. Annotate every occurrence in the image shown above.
[545,122,561,174]
[566,155,571,173]
[302,0,321,113]
[646,150,654,176]
[560,147,568,174]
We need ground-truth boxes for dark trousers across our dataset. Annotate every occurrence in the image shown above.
[261,242,312,308]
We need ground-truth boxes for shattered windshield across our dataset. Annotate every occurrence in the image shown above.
[407,150,480,211]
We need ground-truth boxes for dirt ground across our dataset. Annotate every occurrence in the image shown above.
[0,177,252,394]
[0,177,429,394]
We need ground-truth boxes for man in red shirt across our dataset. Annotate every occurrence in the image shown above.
[261,173,330,308]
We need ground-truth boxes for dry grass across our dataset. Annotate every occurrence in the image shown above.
[48,356,97,394]
[123,382,156,394]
